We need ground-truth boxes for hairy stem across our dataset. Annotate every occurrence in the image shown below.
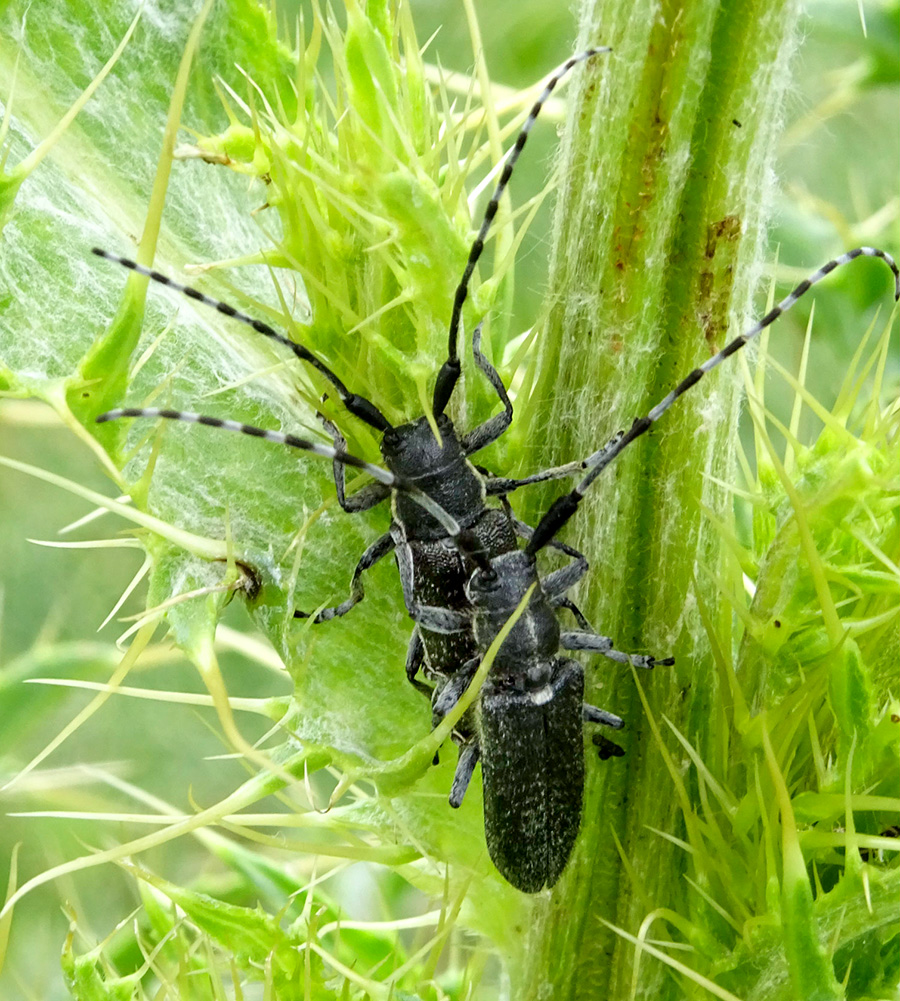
[516,1,800,996]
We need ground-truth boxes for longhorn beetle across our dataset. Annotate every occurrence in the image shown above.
[99,244,899,894]
[95,50,617,711]
[416,248,900,892]
[93,52,898,889]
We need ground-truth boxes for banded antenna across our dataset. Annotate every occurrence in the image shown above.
[96,406,465,542]
[91,249,392,433]
[526,247,900,556]
[430,47,609,419]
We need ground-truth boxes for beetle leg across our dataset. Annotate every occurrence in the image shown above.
[582,704,624,729]
[449,740,481,808]
[432,657,480,722]
[405,629,433,697]
[460,323,513,455]
[407,602,471,634]
[592,734,626,759]
[561,630,673,669]
[554,597,593,631]
[318,412,391,512]
[294,532,394,621]
[541,554,588,600]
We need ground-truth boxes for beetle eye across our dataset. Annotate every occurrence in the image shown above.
[472,568,498,591]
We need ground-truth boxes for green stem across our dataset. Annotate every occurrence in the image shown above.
[516,1,800,996]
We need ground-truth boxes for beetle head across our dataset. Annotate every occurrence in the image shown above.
[466,550,538,610]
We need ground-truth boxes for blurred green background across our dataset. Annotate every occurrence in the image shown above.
[0,0,897,997]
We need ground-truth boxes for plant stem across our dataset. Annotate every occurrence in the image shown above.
[516,1,800,996]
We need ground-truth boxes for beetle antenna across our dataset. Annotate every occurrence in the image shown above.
[526,247,900,554]
[92,249,392,432]
[96,407,465,540]
[431,47,610,419]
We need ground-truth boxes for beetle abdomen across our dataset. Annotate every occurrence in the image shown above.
[479,659,585,892]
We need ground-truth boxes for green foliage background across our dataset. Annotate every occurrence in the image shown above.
[0,1,897,998]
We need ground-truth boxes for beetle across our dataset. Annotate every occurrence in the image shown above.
[416,247,900,892]
[91,46,899,891]
[95,49,613,709]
